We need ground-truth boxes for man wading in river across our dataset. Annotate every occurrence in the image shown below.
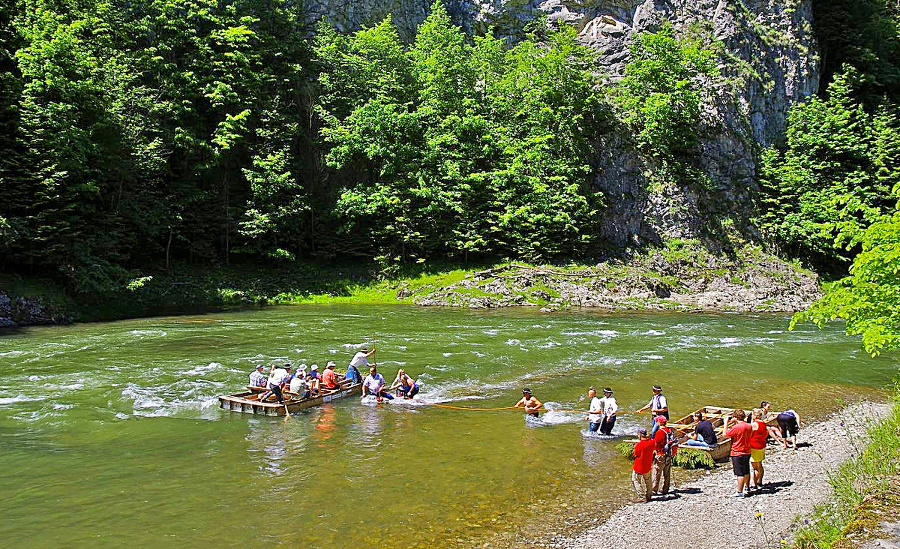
[638,384,668,437]
[515,388,542,418]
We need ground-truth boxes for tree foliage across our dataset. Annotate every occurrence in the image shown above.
[315,3,606,265]
[758,69,899,273]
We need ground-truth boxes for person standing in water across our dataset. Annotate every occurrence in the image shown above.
[390,369,419,399]
[515,388,542,417]
[598,387,618,435]
[586,388,603,433]
[638,385,669,437]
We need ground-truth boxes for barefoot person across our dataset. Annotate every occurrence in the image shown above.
[514,388,542,418]
[683,411,717,448]
[260,364,292,404]
[749,408,768,490]
[632,427,655,502]
[724,408,753,497]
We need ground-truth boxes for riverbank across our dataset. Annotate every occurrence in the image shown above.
[545,401,894,549]
[0,240,820,326]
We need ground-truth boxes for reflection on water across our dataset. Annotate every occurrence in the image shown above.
[0,305,896,548]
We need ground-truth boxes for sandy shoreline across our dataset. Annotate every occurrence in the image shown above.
[547,401,891,549]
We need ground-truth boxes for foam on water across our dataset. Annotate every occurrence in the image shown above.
[129,330,168,338]
[0,350,25,358]
[0,394,35,406]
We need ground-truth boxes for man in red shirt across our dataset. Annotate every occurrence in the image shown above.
[321,362,342,390]
[651,416,676,495]
[632,427,655,502]
[724,408,753,497]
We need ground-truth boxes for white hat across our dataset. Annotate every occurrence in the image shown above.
[311,364,319,370]
[326,361,336,368]
[299,364,307,370]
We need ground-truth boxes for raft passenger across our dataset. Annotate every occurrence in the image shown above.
[261,364,291,404]
[249,364,267,387]
[683,411,717,448]
[322,361,342,390]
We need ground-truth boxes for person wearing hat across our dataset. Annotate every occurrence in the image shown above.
[598,387,618,436]
[651,415,676,495]
[632,427,655,502]
[248,364,267,388]
[390,368,419,399]
[321,361,342,391]
[289,368,310,398]
[260,364,292,404]
[514,388,542,418]
[638,385,669,437]
[306,364,321,395]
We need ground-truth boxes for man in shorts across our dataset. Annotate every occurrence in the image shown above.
[724,408,753,497]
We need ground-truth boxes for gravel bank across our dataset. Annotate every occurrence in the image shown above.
[555,401,892,549]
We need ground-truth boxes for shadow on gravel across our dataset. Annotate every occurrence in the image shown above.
[650,487,702,501]
[796,442,813,449]
[752,480,794,495]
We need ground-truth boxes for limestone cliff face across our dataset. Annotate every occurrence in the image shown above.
[302,0,820,248]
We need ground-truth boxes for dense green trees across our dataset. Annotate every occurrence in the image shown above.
[315,6,605,264]
[758,70,899,272]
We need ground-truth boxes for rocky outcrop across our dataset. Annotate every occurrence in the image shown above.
[408,248,820,312]
[0,292,70,328]
[303,0,819,248]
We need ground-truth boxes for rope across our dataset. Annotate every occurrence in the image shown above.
[424,403,646,414]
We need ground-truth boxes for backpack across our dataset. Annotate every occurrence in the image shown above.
[661,427,679,457]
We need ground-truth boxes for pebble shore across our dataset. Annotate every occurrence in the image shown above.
[551,401,891,549]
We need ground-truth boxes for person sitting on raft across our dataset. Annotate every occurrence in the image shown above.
[363,366,393,400]
[248,364,267,387]
[514,388,542,417]
[321,362,342,391]
[307,365,321,395]
[289,369,310,399]
[683,411,718,448]
[389,369,419,399]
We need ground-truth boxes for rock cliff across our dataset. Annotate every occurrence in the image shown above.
[303,0,819,247]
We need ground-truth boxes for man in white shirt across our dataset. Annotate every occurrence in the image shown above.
[362,365,392,400]
[260,364,291,404]
[638,384,668,437]
[586,388,603,433]
[598,387,619,435]
[349,347,376,370]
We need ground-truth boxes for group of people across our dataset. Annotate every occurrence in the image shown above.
[249,361,349,404]
[629,388,803,503]
[247,347,421,404]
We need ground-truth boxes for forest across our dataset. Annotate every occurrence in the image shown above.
[0,0,898,351]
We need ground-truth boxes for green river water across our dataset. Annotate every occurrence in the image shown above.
[0,305,896,548]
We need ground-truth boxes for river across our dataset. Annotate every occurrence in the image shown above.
[0,305,895,548]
